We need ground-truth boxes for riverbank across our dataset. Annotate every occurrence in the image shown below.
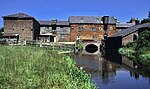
[0,46,96,89]
[119,47,150,66]
[118,30,150,68]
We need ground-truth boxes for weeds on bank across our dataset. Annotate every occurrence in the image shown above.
[0,46,96,89]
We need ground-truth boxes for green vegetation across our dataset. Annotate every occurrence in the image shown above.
[0,27,4,36]
[0,46,96,89]
[119,30,150,67]
[141,18,150,24]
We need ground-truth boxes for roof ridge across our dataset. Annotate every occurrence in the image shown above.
[3,13,34,18]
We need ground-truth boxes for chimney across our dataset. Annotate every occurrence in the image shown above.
[102,16,109,39]
[51,18,57,25]
[130,18,139,25]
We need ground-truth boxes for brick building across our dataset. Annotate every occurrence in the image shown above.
[2,13,40,41]
[39,19,70,42]
[1,13,136,43]
[106,22,150,49]
[69,16,117,42]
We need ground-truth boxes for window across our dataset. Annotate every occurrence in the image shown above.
[110,26,113,31]
[80,18,84,23]
[99,27,103,31]
[78,26,84,31]
[91,27,96,31]
[22,29,24,31]
[13,29,14,30]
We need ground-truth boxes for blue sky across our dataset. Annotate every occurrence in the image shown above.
[0,0,150,27]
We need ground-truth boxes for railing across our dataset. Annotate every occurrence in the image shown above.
[0,39,75,51]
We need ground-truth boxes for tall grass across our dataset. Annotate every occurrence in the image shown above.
[0,46,96,89]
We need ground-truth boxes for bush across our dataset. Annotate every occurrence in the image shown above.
[118,48,135,59]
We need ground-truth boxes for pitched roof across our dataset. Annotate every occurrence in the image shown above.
[69,16,116,24]
[111,22,150,37]
[116,23,135,28]
[38,20,51,25]
[2,13,34,19]
[38,20,69,26]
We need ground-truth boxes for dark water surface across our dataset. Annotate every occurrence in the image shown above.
[73,50,150,89]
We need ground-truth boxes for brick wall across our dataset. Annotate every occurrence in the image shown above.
[70,24,117,42]
[4,18,40,41]
[122,31,138,45]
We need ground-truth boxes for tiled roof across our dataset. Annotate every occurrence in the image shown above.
[111,22,150,37]
[57,21,69,25]
[69,16,116,24]
[2,13,34,19]
[39,20,69,25]
[116,23,135,28]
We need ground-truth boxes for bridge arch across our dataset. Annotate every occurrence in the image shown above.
[82,41,101,55]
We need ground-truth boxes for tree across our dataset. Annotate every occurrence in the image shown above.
[0,27,4,36]
[141,18,150,24]
[141,11,150,24]
[135,30,150,65]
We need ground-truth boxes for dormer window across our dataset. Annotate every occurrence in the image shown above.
[96,18,100,23]
[80,18,84,23]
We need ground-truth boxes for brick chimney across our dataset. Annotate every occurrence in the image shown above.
[129,18,140,25]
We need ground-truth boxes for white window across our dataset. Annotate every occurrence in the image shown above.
[99,27,103,31]
[110,26,113,31]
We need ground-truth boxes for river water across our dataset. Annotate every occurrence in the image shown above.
[73,50,150,89]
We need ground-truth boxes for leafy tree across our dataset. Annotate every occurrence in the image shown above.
[135,30,150,65]
[141,11,150,24]
[135,30,150,52]
[141,18,150,24]
[0,27,4,36]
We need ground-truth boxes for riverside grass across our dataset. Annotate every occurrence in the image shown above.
[0,46,96,89]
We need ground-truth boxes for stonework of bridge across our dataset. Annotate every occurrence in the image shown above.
[82,41,101,55]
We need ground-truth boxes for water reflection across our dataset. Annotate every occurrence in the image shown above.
[74,49,150,89]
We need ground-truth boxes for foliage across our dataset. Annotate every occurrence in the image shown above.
[119,30,150,66]
[141,18,150,24]
[0,46,96,89]
[118,48,135,59]
[0,27,4,36]
[76,39,83,50]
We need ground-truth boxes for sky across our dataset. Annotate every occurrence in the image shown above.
[0,0,150,27]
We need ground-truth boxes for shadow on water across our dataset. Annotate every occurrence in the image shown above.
[73,48,150,89]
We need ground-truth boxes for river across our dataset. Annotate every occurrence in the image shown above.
[73,49,150,89]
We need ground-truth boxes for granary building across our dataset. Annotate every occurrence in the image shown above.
[2,13,40,42]
[69,16,118,42]
[1,13,137,43]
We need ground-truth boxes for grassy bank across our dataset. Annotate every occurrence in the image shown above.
[119,30,150,67]
[0,46,96,89]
